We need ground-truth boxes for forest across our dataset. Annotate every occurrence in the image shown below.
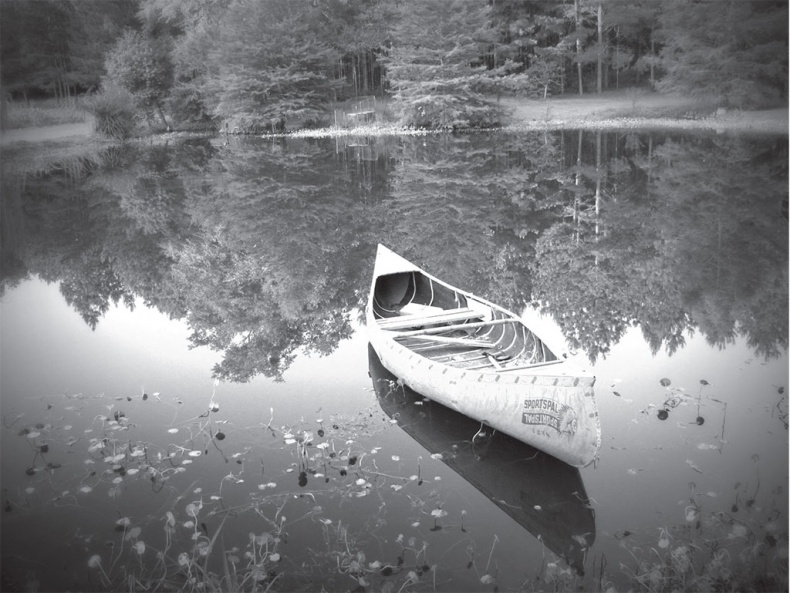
[1,0,787,132]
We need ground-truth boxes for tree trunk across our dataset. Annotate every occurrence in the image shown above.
[615,26,620,90]
[576,0,583,95]
[155,102,169,129]
[650,30,655,88]
[360,52,369,94]
[597,2,603,94]
[353,54,359,96]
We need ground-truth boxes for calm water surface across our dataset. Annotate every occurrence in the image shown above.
[1,129,787,592]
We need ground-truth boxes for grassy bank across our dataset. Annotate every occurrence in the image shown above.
[2,97,89,130]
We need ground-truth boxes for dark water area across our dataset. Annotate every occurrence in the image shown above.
[0,129,787,592]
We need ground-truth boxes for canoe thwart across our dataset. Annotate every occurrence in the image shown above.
[391,317,520,338]
[377,307,483,330]
[397,334,494,348]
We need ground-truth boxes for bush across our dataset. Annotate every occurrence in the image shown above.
[395,94,506,129]
[84,87,137,139]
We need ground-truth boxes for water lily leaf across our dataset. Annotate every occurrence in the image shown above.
[660,378,671,387]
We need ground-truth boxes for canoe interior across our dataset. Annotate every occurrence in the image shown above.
[373,271,559,373]
[373,270,467,318]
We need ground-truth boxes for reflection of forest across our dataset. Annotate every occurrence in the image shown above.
[1,130,786,381]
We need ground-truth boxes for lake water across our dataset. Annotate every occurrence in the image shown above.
[1,129,787,592]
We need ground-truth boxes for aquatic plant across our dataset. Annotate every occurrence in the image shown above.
[616,488,788,593]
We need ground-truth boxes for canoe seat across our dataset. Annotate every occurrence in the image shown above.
[377,307,483,330]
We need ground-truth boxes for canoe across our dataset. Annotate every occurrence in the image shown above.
[366,244,601,467]
[369,345,595,575]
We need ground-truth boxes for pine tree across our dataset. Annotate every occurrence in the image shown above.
[385,0,506,128]
[206,0,339,132]
[657,0,788,108]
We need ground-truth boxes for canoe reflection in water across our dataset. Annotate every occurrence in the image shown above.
[369,345,596,576]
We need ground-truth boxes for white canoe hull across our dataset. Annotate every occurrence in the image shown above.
[367,245,601,467]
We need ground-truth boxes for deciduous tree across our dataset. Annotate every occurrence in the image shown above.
[105,30,174,127]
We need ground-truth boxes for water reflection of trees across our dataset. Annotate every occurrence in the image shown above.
[1,130,785,381]
[532,131,788,361]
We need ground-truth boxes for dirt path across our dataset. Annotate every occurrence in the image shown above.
[500,91,787,134]
[1,120,94,146]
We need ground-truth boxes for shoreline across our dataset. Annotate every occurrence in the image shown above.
[2,95,787,148]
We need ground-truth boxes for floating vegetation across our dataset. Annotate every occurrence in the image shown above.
[2,370,786,593]
[617,485,788,593]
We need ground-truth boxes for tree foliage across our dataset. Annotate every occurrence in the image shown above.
[0,0,137,101]
[384,0,507,128]
[204,0,340,131]
[2,0,786,128]
[657,0,788,107]
[104,29,173,126]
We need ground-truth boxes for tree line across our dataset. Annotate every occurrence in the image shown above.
[1,0,787,130]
